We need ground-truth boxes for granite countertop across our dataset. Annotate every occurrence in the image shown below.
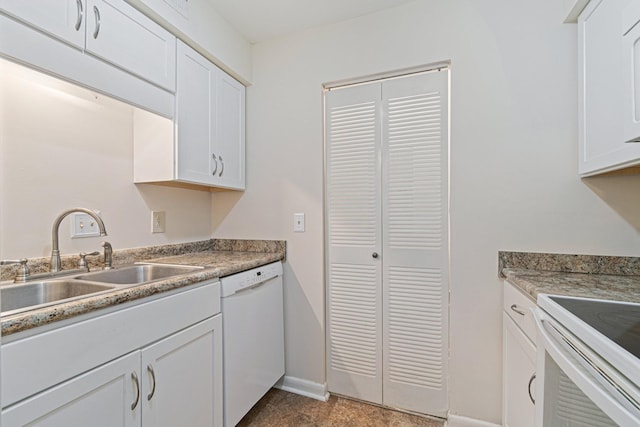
[500,251,640,304]
[1,239,285,336]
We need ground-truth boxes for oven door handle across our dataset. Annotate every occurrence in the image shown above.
[534,310,640,426]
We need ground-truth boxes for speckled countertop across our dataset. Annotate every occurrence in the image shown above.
[1,239,285,336]
[500,251,640,304]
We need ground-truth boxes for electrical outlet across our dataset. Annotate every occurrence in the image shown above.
[293,213,305,232]
[151,211,166,233]
[71,211,101,239]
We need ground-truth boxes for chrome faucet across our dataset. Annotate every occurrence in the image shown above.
[51,208,107,273]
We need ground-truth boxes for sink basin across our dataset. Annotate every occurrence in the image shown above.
[1,280,115,314]
[77,264,202,285]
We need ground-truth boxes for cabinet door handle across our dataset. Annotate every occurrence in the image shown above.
[528,373,536,404]
[131,372,140,410]
[147,364,156,400]
[75,0,83,31]
[510,304,526,316]
[372,252,379,258]
[211,153,218,175]
[92,6,101,39]
[218,155,224,177]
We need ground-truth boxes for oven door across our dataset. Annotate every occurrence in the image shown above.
[534,309,640,427]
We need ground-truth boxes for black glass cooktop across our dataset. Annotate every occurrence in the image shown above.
[550,296,640,359]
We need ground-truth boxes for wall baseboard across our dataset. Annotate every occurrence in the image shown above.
[446,414,501,427]
[274,375,330,402]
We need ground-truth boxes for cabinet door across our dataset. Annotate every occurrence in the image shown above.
[579,0,640,175]
[0,0,86,49]
[622,2,640,143]
[2,352,140,427]
[141,316,223,427]
[176,41,218,185]
[85,0,176,92]
[215,68,246,190]
[503,313,536,427]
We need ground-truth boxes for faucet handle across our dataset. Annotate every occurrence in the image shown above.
[1,258,30,283]
[78,251,100,270]
[101,241,113,270]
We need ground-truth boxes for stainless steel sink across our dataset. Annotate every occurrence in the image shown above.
[1,280,115,314]
[76,264,203,285]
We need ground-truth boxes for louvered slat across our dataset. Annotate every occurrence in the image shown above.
[330,263,378,376]
[328,101,377,246]
[387,266,444,388]
[387,92,442,250]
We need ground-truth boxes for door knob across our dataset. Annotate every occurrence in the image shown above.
[372,252,378,258]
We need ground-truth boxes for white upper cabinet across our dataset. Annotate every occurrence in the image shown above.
[0,0,87,49]
[578,0,640,176]
[85,0,176,92]
[175,41,218,185]
[214,68,246,189]
[134,40,245,191]
[0,0,176,100]
[622,1,640,143]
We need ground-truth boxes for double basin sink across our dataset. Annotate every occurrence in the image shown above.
[1,264,203,316]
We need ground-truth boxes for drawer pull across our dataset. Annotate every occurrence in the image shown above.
[92,6,101,39]
[212,153,218,175]
[131,372,140,410]
[510,304,526,316]
[528,373,536,404]
[147,364,156,400]
[75,0,83,31]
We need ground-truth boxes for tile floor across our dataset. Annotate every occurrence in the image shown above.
[237,388,446,427]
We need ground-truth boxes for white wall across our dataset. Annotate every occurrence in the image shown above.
[213,0,640,423]
[0,59,212,260]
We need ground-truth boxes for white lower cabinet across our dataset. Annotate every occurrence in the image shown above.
[3,352,140,427]
[503,314,536,427]
[503,281,537,427]
[141,316,222,427]
[1,282,222,427]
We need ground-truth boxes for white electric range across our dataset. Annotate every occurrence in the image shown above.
[534,294,640,426]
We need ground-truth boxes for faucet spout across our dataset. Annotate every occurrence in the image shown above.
[51,208,107,273]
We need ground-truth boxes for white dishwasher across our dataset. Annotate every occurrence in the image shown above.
[220,261,285,427]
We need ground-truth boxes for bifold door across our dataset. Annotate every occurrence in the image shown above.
[326,69,449,417]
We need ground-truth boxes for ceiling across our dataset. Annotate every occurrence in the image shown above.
[207,0,417,43]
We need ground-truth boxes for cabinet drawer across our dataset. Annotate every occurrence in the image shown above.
[503,280,537,342]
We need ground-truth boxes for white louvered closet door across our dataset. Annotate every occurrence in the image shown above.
[326,82,383,404]
[381,71,448,416]
[326,69,448,417]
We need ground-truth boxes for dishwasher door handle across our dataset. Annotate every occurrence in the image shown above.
[229,278,276,296]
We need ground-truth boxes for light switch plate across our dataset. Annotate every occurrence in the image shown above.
[152,211,166,233]
[71,211,101,239]
[293,213,305,232]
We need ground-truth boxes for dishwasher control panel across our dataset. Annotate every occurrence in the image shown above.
[220,261,283,297]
